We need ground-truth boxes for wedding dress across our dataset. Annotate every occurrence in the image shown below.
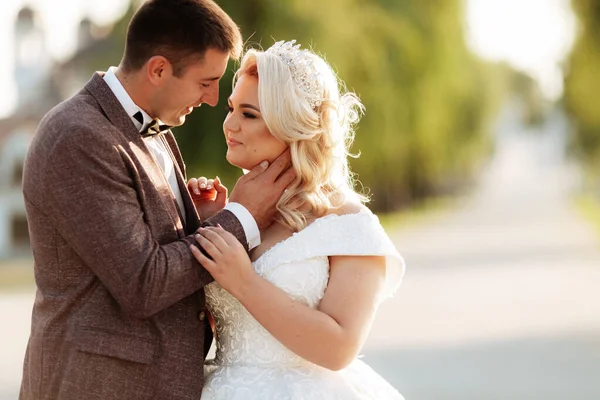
[202,211,405,399]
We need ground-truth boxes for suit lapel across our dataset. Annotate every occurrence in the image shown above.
[83,73,186,238]
[162,133,200,234]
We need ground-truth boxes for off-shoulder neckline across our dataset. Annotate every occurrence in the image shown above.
[252,210,373,266]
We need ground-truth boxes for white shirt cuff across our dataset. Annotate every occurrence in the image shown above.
[224,202,261,250]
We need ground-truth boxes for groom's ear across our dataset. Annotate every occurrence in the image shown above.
[147,56,171,85]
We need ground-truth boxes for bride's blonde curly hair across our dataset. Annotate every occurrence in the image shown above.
[234,44,367,231]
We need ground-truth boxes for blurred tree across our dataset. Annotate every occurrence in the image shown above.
[564,0,600,176]
[509,69,545,127]
[71,0,504,212]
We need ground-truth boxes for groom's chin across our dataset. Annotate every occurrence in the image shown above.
[163,114,186,128]
[172,116,186,127]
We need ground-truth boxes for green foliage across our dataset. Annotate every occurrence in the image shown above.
[81,0,503,211]
[564,0,600,167]
[575,195,600,239]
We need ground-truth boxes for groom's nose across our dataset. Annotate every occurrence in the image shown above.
[202,84,220,107]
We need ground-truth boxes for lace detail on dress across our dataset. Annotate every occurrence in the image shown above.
[205,256,328,369]
[202,211,405,399]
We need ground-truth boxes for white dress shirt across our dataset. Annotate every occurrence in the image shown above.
[103,67,261,249]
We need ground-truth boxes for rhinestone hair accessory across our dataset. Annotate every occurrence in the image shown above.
[266,40,324,109]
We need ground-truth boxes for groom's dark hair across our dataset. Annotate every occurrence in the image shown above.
[121,0,242,76]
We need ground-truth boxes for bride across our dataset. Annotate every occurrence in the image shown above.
[189,40,405,399]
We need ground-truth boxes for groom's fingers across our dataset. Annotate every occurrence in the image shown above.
[274,166,296,191]
[262,149,292,183]
[242,161,269,183]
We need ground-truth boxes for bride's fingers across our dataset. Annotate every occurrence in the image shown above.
[213,177,227,192]
[198,228,229,253]
[194,232,222,258]
[206,226,240,248]
[190,245,216,271]
[189,177,212,197]
[213,177,228,206]
[188,178,200,195]
[197,177,208,190]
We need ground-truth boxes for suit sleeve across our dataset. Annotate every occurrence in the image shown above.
[43,128,234,318]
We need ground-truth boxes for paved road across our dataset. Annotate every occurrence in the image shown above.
[0,291,31,399]
[2,106,600,399]
[363,107,600,399]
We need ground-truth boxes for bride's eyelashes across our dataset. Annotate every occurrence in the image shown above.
[225,105,258,119]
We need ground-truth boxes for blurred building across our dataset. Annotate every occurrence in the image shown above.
[0,6,116,259]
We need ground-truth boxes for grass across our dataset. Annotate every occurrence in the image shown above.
[575,194,600,237]
[377,195,461,233]
[0,258,35,291]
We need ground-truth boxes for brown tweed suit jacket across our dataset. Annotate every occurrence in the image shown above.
[19,72,247,400]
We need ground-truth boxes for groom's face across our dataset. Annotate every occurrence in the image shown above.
[154,48,229,126]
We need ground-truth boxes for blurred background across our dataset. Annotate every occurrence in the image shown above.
[1,0,599,399]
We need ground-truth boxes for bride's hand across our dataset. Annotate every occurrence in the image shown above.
[187,176,227,221]
[190,226,257,299]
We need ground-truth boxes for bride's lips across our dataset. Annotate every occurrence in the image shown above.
[227,138,242,147]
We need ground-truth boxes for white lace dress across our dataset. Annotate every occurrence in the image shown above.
[202,211,406,399]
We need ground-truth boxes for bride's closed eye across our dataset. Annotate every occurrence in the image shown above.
[226,105,258,119]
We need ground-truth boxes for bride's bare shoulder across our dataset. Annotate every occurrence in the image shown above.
[325,201,369,217]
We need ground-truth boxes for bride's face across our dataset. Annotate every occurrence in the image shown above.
[223,74,288,170]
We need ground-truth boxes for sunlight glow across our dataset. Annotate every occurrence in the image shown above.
[465,0,577,100]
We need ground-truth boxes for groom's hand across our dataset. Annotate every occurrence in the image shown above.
[229,150,295,230]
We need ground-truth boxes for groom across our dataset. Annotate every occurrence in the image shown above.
[19,1,293,399]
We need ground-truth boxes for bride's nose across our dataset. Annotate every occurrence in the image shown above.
[223,112,240,133]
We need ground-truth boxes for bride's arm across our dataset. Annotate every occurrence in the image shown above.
[191,227,386,371]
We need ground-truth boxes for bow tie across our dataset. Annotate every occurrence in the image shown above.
[141,119,171,138]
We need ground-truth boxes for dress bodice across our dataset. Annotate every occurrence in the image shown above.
[202,211,405,399]
[205,211,405,369]
[206,256,329,369]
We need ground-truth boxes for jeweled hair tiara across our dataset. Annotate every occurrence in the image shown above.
[265,40,324,109]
